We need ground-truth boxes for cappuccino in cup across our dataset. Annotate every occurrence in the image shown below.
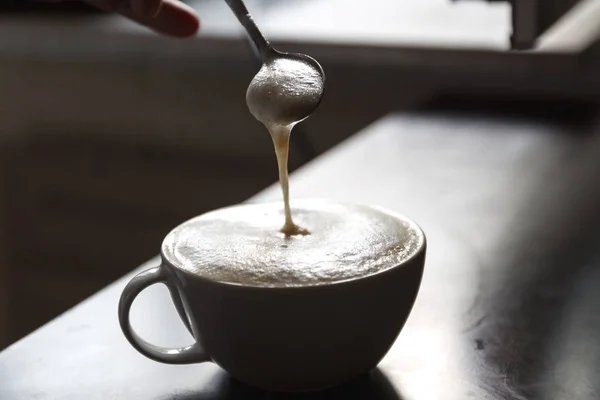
[119,199,426,392]
[163,199,422,287]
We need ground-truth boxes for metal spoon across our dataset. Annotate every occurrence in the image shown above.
[224,0,325,127]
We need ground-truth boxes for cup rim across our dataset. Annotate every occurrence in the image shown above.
[160,198,426,290]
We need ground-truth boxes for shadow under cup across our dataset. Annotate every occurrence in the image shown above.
[118,203,426,393]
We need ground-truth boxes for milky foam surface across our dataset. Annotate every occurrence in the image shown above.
[246,57,324,127]
[162,200,423,287]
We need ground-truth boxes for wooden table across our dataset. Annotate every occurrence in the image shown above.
[2,106,600,399]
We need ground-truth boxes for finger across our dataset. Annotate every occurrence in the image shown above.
[123,0,200,37]
[131,0,161,18]
[85,0,199,38]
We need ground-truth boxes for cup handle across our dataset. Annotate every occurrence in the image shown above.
[118,265,210,364]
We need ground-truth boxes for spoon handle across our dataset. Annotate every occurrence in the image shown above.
[224,0,273,59]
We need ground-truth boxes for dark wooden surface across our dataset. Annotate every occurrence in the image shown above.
[2,106,600,399]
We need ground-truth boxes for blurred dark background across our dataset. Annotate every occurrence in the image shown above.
[0,0,597,349]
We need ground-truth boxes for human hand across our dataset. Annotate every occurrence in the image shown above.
[41,0,200,37]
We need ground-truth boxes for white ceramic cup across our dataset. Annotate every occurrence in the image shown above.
[118,200,426,392]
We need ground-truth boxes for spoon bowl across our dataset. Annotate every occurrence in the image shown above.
[246,50,325,127]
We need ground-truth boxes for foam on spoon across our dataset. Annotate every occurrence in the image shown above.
[246,57,325,236]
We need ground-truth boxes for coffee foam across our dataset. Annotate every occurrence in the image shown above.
[246,57,323,127]
[162,200,423,287]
